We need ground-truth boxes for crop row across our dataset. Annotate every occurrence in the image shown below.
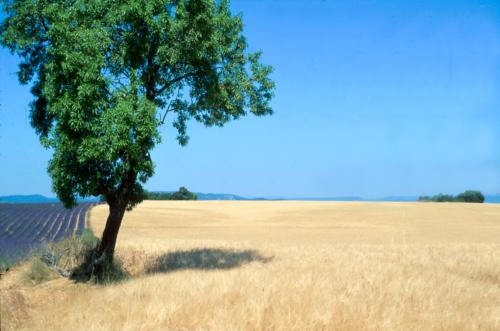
[0,202,98,262]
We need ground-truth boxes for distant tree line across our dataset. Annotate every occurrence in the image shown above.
[100,187,197,202]
[144,187,198,201]
[418,190,484,203]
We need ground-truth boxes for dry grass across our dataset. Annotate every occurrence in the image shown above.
[2,201,500,330]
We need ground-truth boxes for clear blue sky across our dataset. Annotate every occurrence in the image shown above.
[1,0,499,199]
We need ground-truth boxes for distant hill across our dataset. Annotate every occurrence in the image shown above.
[286,196,363,201]
[375,196,419,202]
[196,192,248,200]
[375,194,500,203]
[196,192,268,200]
[301,195,500,203]
[0,194,59,203]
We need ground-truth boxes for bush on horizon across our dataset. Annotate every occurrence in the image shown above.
[418,190,485,203]
[144,187,198,201]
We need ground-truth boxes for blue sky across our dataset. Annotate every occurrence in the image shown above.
[1,0,499,198]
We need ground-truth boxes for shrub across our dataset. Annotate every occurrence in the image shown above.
[418,190,485,203]
[456,190,485,203]
[145,187,198,200]
[30,228,127,284]
[24,258,54,284]
[4,229,127,284]
[38,229,100,276]
[435,194,455,202]
[80,228,100,248]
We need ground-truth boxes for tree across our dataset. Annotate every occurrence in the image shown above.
[435,194,455,202]
[418,190,485,203]
[169,187,197,200]
[456,190,484,203]
[144,187,197,200]
[1,0,274,278]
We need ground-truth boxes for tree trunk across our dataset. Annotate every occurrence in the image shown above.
[71,200,128,281]
[75,169,137,281]
[97,201,127,264]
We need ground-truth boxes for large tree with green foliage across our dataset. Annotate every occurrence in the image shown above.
[1,0,274,277]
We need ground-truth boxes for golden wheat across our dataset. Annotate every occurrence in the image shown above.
[2,201,500,330]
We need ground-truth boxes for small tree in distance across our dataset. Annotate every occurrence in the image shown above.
[456,190,484,203]
[418,190,485,203]
[145,187,197,200]
[170,187,197,200]
[1,0,274,279]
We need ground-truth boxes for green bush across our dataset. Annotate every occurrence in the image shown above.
[418,190,485,203]
[456,190,485,203]
[435,194,455,202]
[24,258,54,284]
[38,229,100,275]
[4,229,127,285]
[145,187,197,200]
[27,228,124,283]
[80,228,100,248]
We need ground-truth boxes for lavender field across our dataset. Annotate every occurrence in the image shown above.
[0,203,96,264]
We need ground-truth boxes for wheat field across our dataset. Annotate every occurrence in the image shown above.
[2,201,500,330]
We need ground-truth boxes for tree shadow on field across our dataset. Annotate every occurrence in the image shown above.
[145,248,273,274]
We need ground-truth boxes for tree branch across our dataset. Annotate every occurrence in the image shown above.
[159,86,181,125]
[155,70,198,96]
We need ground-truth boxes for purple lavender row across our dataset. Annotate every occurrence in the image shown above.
[0,202,99,261]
